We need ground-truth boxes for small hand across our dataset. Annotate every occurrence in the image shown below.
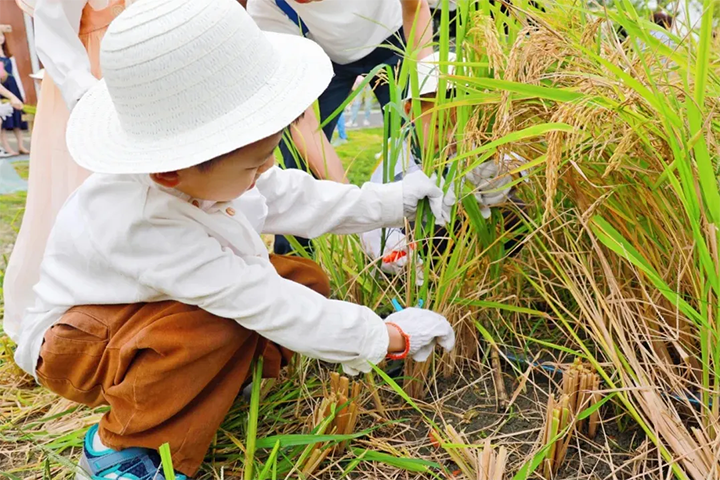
[384,308,455,361]
[10,97,22,110]
[401,170,447,226]
[466,161,514,218]
[381,244,425,286]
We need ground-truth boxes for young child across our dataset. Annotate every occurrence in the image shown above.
[12,1,455,478]
[361,52,527,276]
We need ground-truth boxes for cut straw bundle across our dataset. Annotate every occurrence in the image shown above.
[541,394,573,478]
[300,373,363,476]
[444,425,507,480]
[539,362,602,478]
[562,359,601,439]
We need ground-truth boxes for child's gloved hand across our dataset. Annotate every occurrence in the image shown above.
[401,171,448,226]
[380,241,425,286]
[359,228,424,285]
[466,161,513,219]
[384,308,455,362]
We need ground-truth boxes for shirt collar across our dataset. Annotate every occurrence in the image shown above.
[128,174,220,212]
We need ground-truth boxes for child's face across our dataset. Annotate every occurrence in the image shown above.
[407,99,457,157]
[151,131,281,202]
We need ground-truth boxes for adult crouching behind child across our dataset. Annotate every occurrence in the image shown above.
[12,0,455,478]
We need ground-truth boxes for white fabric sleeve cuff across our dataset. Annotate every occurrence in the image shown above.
[341,309,389,375]
[61,69,98,111]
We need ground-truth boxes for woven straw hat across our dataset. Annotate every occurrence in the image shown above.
[66,0,332,174]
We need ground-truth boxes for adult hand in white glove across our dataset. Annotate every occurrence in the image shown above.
[0,103,13,121]
[384,308,455,362]
[402,170,448,226]
[466,161,513,219]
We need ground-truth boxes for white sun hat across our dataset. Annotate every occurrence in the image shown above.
[406,51,456,101]
[66,0,333,174]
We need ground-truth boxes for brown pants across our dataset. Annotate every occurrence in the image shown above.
[36,255,330,476]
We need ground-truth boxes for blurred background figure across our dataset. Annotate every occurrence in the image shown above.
[333,111,348,146]
[0,31,28,156]
[4,0,135,344]
[347,75,372,128]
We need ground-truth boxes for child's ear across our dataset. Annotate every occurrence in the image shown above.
[150,171,181,188]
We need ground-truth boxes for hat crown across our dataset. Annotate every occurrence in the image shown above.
[100,0,276,138]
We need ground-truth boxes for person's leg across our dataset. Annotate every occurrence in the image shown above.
[13,128,27,154]
[361,30,405,111]
[0,129,14,155]
[363,87,373,125]
[36,258,330,476]
[336,112,348,141]
[349,95,361,125]
[317,65,356,141]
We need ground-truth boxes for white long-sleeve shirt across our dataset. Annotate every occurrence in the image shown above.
[246,0,402,65]
[15,167,404,379]
[33,0,121,109]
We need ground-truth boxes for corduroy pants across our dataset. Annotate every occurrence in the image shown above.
[35,255,330,476]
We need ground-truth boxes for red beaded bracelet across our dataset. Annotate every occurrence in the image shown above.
[385,322,411,360]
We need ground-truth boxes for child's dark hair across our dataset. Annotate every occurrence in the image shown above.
[652,12,674,29]
[195,111,305,172]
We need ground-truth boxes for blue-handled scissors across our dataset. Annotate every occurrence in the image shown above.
[391,298,424,312]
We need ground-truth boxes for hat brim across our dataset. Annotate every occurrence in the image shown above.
[66,33,333,174]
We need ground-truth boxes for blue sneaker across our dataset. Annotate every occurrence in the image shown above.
[76,424,189,480]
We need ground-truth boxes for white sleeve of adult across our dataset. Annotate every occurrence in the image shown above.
[257,167,405,237]
[34,0,98,110]
[246,0,303,35]
[99,207,389,374]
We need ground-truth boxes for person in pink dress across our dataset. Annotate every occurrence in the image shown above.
[4,0,131,343]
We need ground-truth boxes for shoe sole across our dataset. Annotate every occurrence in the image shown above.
[75,455,94,480]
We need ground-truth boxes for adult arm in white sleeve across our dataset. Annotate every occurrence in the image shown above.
[34,0,98,110]
[97,203,389,374]
[257,167,405,238]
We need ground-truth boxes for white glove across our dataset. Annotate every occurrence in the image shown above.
[384,308,455,362]
[359,229,424,285]
[402,170,448,226]
[439,177,461,222]
[466,160,513,219]
[0,103,12,121]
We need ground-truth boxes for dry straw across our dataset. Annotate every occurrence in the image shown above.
[444,425,507,480]
[301,372,363,475]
